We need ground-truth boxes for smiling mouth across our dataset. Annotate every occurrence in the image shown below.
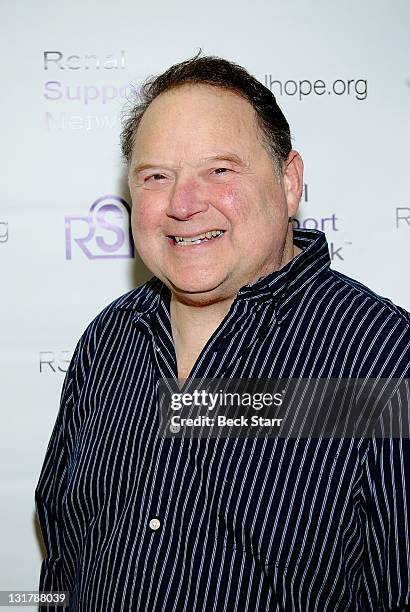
[169,230,225,246]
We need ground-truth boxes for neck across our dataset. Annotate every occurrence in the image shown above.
[170,230,302,353]
[170,293,234,356]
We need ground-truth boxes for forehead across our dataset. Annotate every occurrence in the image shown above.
[131,83,262,161]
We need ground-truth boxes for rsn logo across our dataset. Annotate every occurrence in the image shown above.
[65,195,134,260]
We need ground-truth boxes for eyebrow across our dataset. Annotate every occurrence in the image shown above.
[131,162,165,175]
[131,153,249,175]
[203,153,249,168]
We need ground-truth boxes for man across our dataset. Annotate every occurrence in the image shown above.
[36,55,410,611]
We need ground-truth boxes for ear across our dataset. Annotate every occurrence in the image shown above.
[282,150,304,218]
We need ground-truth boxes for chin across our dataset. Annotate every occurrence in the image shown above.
[170,280,220,295]
[165,276,228,302]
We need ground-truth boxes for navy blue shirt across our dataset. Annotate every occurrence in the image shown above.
[36,229,410,611]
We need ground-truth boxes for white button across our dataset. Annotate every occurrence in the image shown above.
[149,518,161,530]
[170,423,180,433]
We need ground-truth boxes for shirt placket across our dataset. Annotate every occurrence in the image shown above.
[131,295,278,577]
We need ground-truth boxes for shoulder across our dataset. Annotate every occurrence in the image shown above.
[316,268,410,376]
[103,276,163,314]
[327,268,410,329]
[70,276,163,369]
[292,229,410,337]
[87,275,161,326]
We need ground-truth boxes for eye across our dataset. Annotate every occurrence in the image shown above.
[145,173,167,181]
[210,167,235,180]
[137,172,171,190]
[213,167,231,174]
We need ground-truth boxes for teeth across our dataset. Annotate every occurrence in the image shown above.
[173,230,224,245]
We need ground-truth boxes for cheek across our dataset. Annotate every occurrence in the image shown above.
[216,181,288,239]
[214,183,253,223]
[131,195,169,257]
[131,193,161,232]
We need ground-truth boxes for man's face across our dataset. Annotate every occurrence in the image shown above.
[128,83,302,305]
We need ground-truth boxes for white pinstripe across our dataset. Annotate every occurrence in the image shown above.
[36,229,410,611]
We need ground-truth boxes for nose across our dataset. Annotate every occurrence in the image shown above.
[166,176,209,220]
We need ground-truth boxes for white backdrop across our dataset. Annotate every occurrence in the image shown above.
[1,0,409,607]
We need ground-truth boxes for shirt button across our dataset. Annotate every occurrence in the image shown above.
[149,517,161,531]
[170,423,180,433]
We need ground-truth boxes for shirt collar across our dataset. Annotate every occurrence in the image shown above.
[236,228,330,299]
[114,228,331,320]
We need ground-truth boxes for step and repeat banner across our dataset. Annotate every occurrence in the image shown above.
[1,0,409,603]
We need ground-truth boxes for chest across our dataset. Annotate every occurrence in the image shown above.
[66,402,367,582]
[175,348,202,379]
[63,320,369,573]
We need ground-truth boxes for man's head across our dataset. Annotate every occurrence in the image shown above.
[122,54,303,306]
[122,55,293,175]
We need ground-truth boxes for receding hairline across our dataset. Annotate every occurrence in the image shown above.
[128,81,281,172]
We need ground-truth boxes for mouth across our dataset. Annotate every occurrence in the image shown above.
[168,229,225,246]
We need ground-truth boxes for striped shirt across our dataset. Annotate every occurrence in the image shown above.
[36,228,410,611]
